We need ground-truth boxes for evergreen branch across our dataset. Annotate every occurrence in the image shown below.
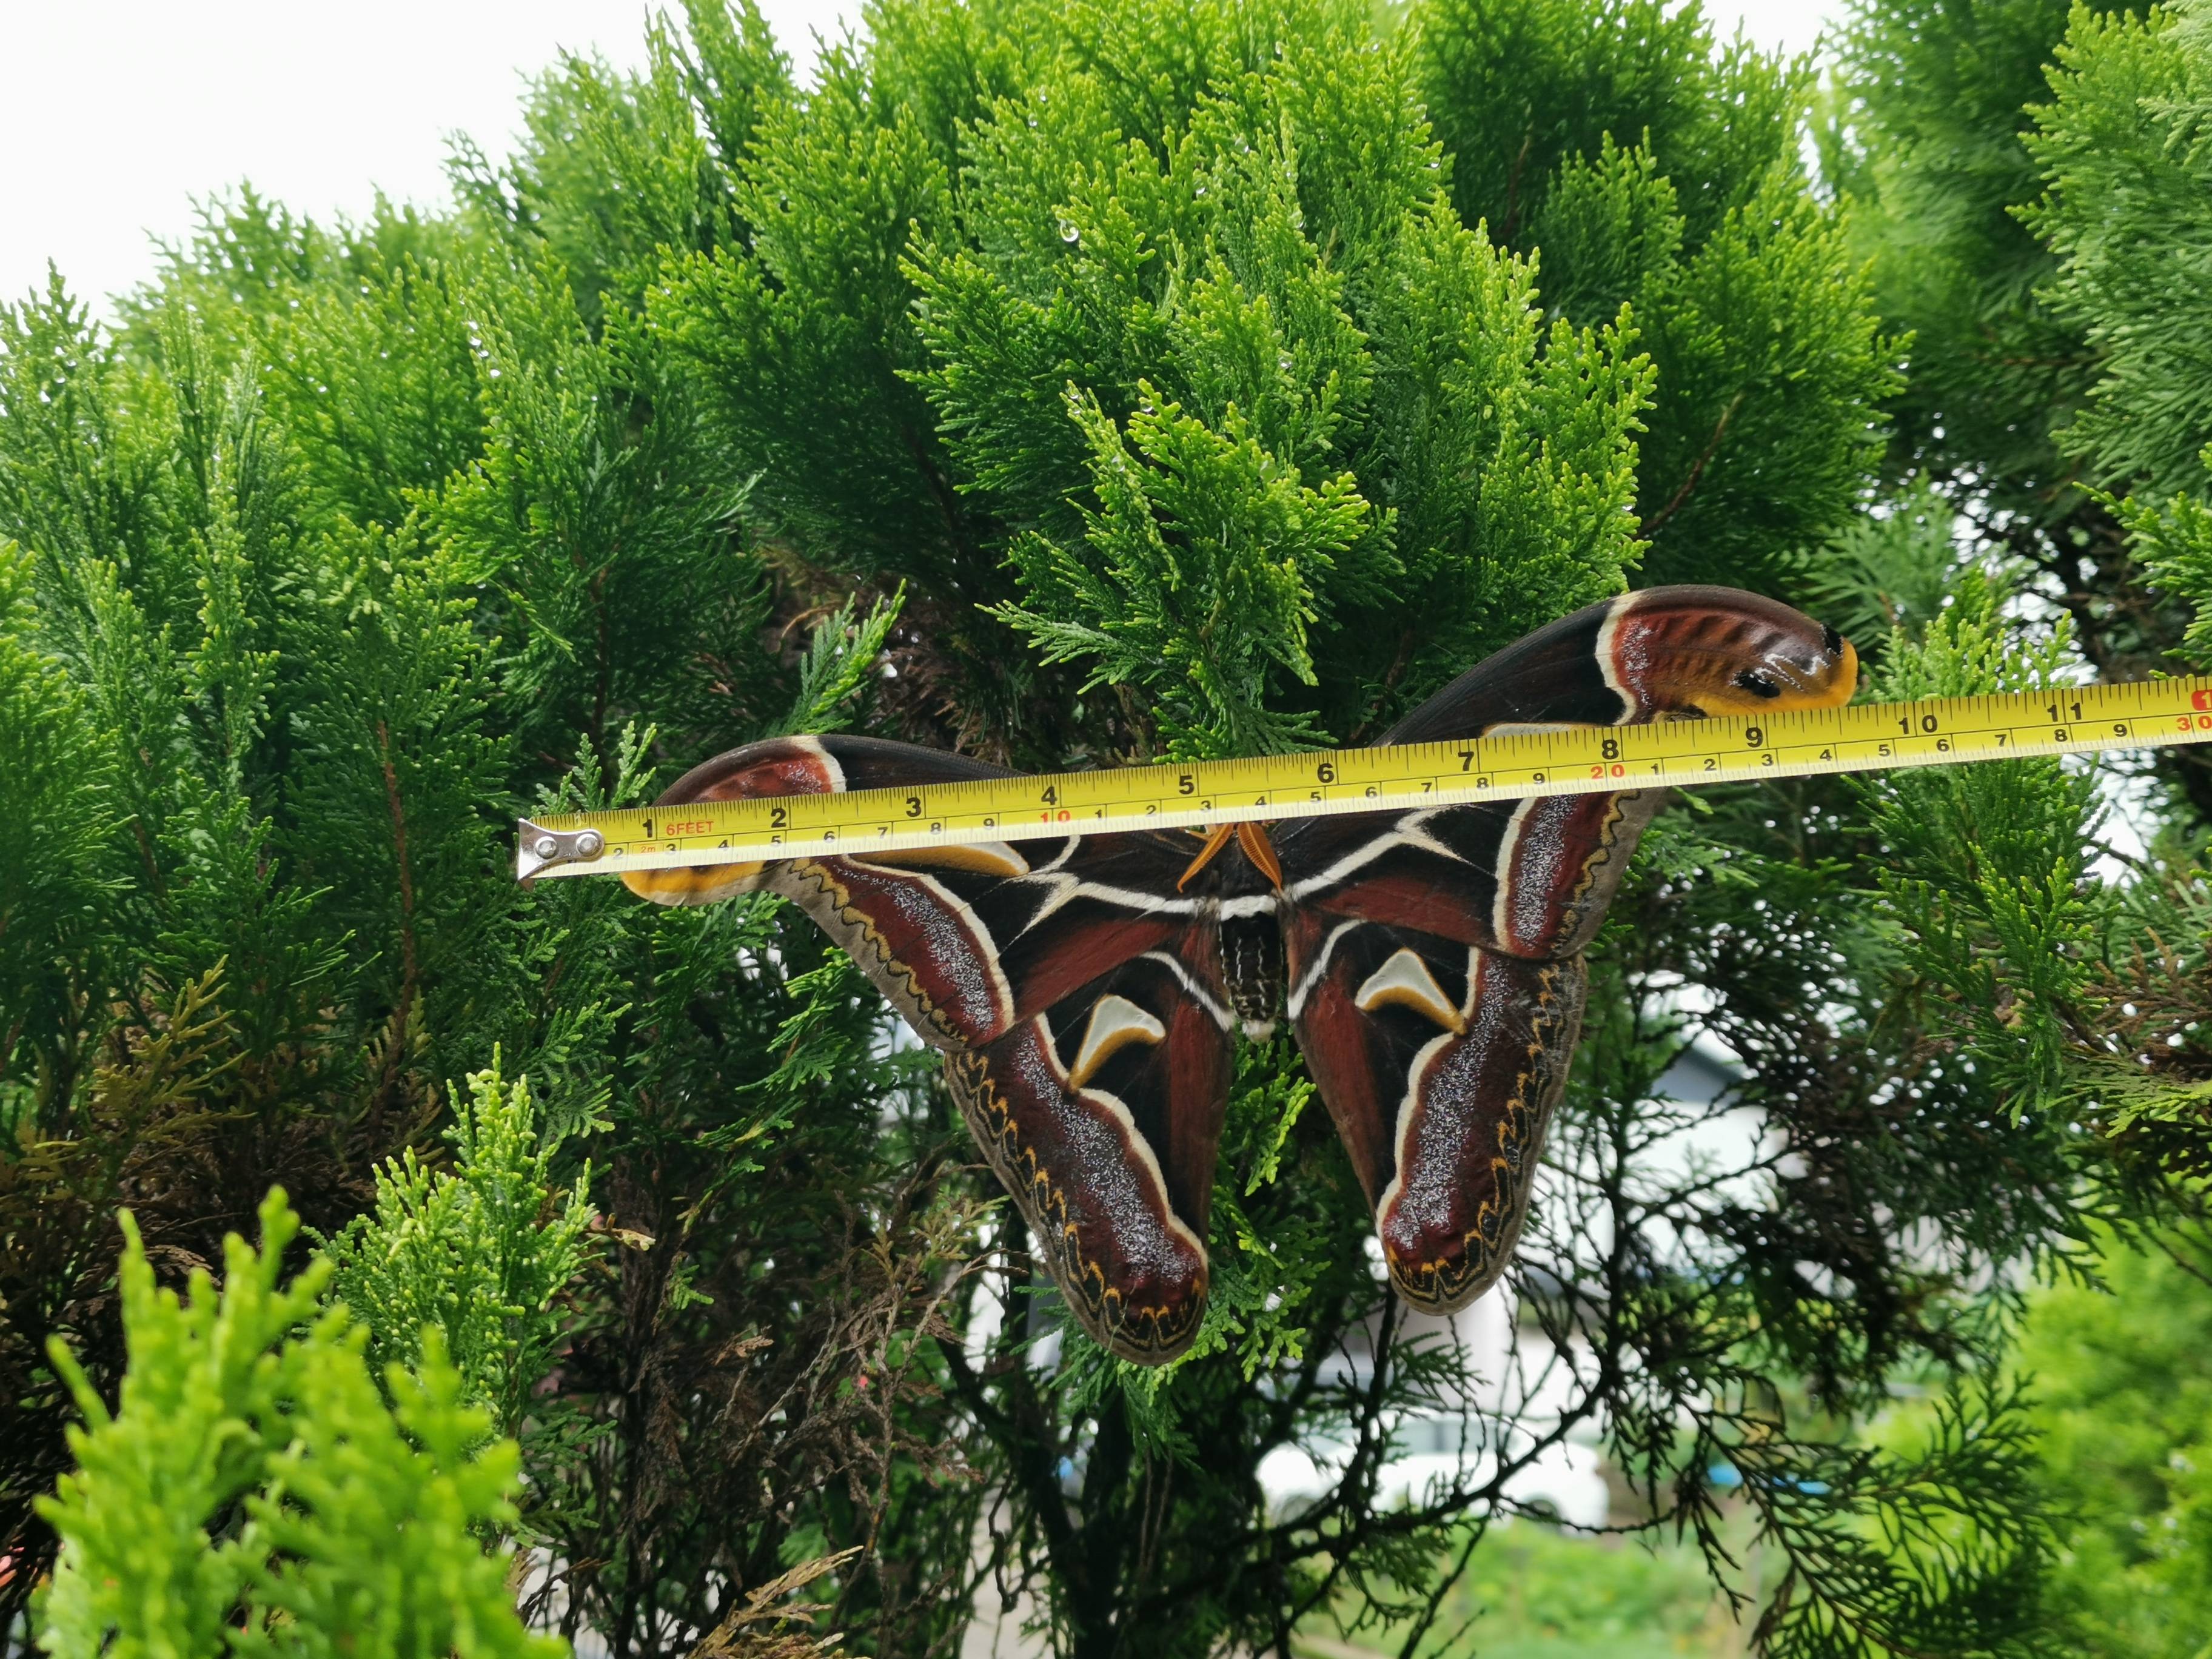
[1638,388,1746,540]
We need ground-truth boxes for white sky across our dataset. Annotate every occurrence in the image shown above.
[0,0,1842,315]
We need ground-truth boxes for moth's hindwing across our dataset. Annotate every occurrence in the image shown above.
[1285,911,1584,1311]
[948,934,1233,1361]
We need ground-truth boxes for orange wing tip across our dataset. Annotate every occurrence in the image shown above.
[620,863,766,905]
[1829,635,1860,705]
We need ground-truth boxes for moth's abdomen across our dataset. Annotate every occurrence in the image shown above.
[1221,915,1285,1037]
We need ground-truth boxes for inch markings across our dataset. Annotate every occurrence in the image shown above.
[515,677,2212,879]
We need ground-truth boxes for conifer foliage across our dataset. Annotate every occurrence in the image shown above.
[36,1191,560,1659]
[322,1061,596,1436]
[3,0,2204,1654]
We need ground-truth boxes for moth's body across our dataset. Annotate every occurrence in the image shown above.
[1185,851,1287,1037]
[626,587,1857,1362]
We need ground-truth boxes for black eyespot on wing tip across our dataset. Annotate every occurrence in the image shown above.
[1733,669,1782,700]
[1822,625,1843,656]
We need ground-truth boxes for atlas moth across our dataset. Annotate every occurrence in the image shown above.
[626,587,1857,1363]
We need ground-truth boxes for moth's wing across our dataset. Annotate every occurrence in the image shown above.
[950,927,1235,1362]
[625,736,1187,1045]
[1279,587,1856,1312]
[1376,583,1858,745]
[626,734,1233,1362]
[1279,585,1860,962]
[1284,915,1583,1313]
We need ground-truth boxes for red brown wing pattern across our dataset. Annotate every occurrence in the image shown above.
[616,585,1858,1352]
[1278,587,1858,1313]
[623,736,1235,1362]
[1283,911,1587,1310]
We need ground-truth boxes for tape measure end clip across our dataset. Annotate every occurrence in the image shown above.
[516,819,607,883]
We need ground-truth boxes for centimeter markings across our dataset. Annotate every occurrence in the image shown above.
[517,677,2212,880]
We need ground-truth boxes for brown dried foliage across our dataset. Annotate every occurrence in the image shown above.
[521,1116,999,1657]
[686,1545,860,1658]
[0,968,435,1626]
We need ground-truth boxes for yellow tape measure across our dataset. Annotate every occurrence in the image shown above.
[515,677,2212,881]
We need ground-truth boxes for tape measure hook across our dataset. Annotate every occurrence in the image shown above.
[517,819,606,882]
